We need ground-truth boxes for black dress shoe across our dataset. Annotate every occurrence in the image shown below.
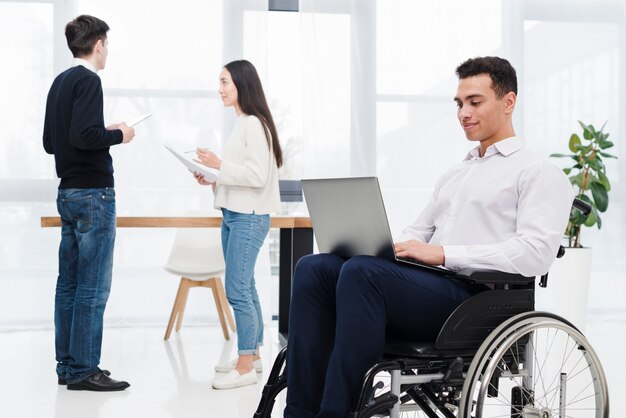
[66,371,130,391]
[58,369,111,385]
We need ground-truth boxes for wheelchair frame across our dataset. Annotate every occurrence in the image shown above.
[254,199,610,418]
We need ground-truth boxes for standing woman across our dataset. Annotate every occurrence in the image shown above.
[193,60,282,390]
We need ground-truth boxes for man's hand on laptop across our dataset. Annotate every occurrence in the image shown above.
[394,240,445,266]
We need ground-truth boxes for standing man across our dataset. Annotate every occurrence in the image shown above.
[43,15,134,391]
[284,56,574,417]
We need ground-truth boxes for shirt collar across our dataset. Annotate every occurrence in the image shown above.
[464,136,523,160]
[72,58,98,74]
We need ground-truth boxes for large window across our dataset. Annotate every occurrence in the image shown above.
[376,0,503,233]
[1,0,624,328]
[521,13,623,319]
[0,2,53,179]
[243,10,351,180]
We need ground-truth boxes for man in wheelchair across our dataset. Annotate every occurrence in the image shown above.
[283,57,577,418]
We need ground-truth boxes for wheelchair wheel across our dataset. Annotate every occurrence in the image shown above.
[458,311,609,418]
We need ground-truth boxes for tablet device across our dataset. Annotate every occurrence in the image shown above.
[127,113,153,127]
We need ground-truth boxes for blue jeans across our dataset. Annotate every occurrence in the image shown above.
[221,208,270,355]
[284,254,484,418]
[55,188,116,384]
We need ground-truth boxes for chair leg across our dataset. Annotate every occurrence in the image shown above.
[175,278,192,332]
[165,278,189,340]
[216,277,236,332]
[209,278,231,340]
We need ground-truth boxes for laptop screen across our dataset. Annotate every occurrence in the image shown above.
[301,177,396,260]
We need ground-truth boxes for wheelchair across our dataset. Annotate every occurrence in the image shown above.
[254,199,609,418]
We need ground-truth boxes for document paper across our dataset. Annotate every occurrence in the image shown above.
[164,143,219,182]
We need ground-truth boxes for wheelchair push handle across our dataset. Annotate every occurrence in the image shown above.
[572,197,592,216]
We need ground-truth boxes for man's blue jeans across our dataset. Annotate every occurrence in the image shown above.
[284,254,484,418]
[221,208,270,355]
[55,188,116,384]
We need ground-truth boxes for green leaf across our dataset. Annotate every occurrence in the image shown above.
[563,168,572,175]
[599,151,617,158]
[598,171,611,191]
[583,207,597,227]
[588,158,605,172]
[571,209,587,226]
[570,172,584,188]
[550,153,571,158]
[599,140,614,149]
[586,206,602,230]
[578,121,593,140]
[591,182,609,212]
[568,134,581,152]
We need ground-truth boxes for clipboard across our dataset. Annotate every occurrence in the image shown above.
[164,143,218,182]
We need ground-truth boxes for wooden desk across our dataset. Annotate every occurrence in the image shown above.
[41,216,313,342]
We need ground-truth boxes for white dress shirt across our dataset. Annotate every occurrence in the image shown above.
[214,114,281,215]
[399,137,574,277]
[72,58,97,73]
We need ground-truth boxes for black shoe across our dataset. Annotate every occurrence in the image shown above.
[58,369,111,385]
[66,371,130,391]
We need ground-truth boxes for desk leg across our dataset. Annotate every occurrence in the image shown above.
[278,227,313,344]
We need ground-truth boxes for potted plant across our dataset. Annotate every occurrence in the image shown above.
[537,121,617,331]
[551,121,617,247]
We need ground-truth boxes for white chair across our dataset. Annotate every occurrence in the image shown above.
[163,227,236,341]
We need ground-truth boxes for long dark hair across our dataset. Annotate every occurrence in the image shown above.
[225,60,283,168]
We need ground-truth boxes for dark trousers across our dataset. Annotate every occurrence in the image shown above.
[284,254,479,418]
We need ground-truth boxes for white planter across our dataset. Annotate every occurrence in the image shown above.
[535,247,592,333]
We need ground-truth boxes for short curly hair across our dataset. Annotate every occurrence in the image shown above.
[456,56,517,99]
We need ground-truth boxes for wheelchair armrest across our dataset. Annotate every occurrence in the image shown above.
[451,269,535,285]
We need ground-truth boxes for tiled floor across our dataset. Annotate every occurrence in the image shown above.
[0,320,623,418]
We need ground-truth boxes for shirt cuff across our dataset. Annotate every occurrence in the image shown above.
[442,245,470,272]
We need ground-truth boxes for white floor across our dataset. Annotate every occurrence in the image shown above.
[1,325,287,418]
[1,320,624,418]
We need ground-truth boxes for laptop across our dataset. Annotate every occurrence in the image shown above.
[301,177,450,274]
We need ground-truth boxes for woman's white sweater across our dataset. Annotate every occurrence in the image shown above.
[214,114,281,215]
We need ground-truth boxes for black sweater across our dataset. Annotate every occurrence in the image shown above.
[43,65,123,189]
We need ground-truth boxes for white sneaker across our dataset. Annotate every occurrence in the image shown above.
[214,358,263,373]
[212,369,257,390]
